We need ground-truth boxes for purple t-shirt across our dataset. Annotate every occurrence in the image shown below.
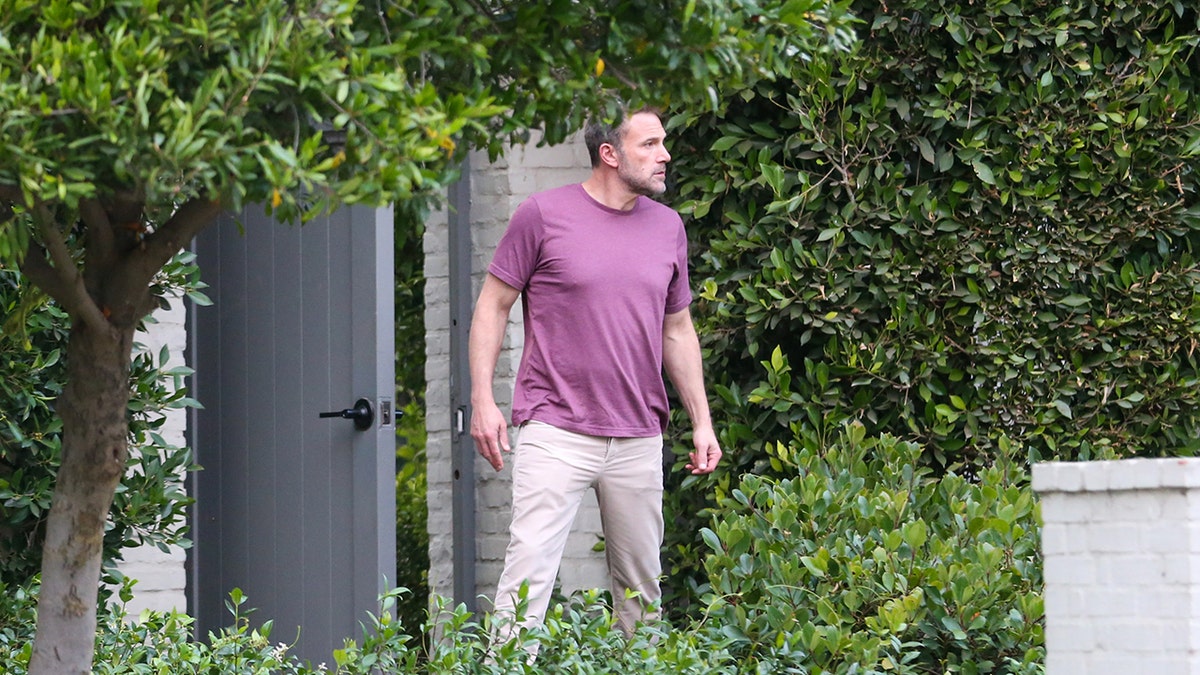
[488,184,693,437]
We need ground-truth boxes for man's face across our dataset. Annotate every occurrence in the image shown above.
[613,112,671,197]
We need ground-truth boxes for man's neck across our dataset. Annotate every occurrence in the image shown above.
[581,175,639,211]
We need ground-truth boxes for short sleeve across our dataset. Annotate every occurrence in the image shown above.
[664,222,692,314]
[488,197,544,291]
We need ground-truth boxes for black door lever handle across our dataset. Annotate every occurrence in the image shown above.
[319,397,374,431]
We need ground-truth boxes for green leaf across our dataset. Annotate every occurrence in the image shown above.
[700,527,723,553]
[916,137,935,164]
[1053,400,1073,419]
[972,160,996,185]
[941,615,968,640]
[711,136,741,152]
[800,556,827,578]
[761,162,785,194]
[903,520,928,549]
[817,227,841,242]
[770,346,785,372]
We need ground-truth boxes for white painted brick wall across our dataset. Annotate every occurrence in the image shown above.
[424,199,455,601]
[1033,458,1200,675]
[425,134,608,610]
[113,295,189,615]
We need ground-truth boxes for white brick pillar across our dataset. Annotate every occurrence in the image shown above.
[113,296,189,614]
[1033,459,1200,675]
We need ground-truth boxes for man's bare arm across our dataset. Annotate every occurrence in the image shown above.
[469,273,521,471]
[662,307,722,474]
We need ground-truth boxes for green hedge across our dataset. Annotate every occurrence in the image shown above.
[671,0,1200,467]
[662,0,1199,617]
[395,200,431,635]
[0,585,736,674]
[395,399,430,637]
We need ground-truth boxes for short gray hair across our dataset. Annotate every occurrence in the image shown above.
[584,106,662,168]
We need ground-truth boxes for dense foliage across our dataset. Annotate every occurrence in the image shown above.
[0,263,197,586]
[662,0,1200,615]
[0,0,851,668]
[0,583,735,674]
[393,187,431,631]
[395,399,430,635]
[671,0,1200,467]
[412,0,855,155]
[700,424,1042,674]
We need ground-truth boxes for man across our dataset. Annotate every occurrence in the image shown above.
[468,106,721,639]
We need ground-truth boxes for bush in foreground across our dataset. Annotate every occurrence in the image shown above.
[0,424,1042,674]
[0,586,734,674]
[699,423,1043,674]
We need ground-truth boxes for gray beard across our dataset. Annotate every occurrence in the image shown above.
[618,166,665,197]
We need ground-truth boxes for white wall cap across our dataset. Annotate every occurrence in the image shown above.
[1033,458,1200,494]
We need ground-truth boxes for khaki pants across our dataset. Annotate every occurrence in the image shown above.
[492,420,665,637]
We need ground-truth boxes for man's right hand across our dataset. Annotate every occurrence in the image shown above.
[467,274,521,472]
[470,402,511,471]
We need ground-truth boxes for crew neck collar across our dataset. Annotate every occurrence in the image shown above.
[576,183,642,214]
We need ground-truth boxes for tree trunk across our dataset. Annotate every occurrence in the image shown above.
[28,318,133,675]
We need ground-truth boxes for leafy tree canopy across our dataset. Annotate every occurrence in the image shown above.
[0,0,853,242]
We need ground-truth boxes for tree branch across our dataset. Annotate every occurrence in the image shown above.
[20,215,110,332]
[19,243,73,303]
[117,197,222,301]
[142,197,223,269]
[79,197,115,290]
[31,203,77,285]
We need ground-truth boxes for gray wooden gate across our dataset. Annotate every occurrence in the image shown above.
[188,204,396,664]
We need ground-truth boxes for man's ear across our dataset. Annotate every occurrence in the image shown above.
[599,142,621,168]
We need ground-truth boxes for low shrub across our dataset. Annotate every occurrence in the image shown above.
[0,423,1042,673]
[0,580,37,657]
[697,422,1043,674]
[0,584,735,674]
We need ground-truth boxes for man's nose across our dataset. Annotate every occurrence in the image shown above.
[660,147,672,163]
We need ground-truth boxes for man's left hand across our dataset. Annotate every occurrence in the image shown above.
[686,427,722,475]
